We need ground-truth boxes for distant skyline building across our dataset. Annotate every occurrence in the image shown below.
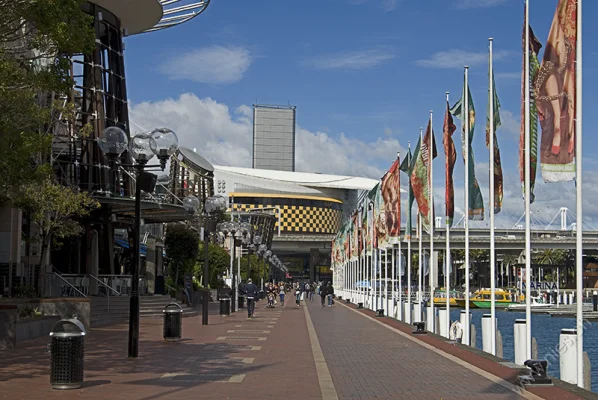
[253,104,296,171]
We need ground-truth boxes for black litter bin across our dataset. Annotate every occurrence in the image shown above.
[238,296,245,309]
[49,317,86,390]
[220,296,231,316]
[163,303,183,342]
[259,290,265,300]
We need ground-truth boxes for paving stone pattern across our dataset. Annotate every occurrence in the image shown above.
[307,301,525,400]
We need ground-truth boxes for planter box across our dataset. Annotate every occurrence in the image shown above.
[16,316,61,342]
[0,305,17,350]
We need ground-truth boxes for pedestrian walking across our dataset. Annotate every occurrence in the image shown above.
[279,285,285,308]
[327,282,335,307]
[245,279,258,318]
[320,283,327,307]
[295,287,301,306]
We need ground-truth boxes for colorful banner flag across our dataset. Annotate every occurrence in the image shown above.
[443,100,457,226]
[373,182,387,249]
[381,158,401,245]
[450,80,485,221]
[410,120,437,233]
[537,0,577,183]
[520,4,542,203]
[400,140,420,239]
[487,67,504,214]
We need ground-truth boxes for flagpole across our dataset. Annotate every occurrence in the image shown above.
[407,141,412,322]
[445,92,451,336]
[429,110,435,332]
[385,248,388,313]
[489,37,497,356]
[418,128,424,320]
[575,0,584,388]
[524,0,532,361]
[464,66,471,346]
[396,151,401,319]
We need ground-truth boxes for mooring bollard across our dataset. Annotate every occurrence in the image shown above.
[426,306,436,334]
[438,308,448,338]
[481,314,492,354]
[376,308,384,317]
[519,359,552,386]
[514,319,527,366]
[459,310,472,346]
[412,321,426,335]
[357,302,363,309]
[413,303,422,323]
[404,302,412,324]
[560,328,577,384]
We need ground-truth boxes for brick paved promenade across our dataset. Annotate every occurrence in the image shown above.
[0,296,593,400]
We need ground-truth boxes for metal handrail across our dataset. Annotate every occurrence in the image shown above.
[52,272,87,298]
[87,274,121,296]
[165,283,177,293]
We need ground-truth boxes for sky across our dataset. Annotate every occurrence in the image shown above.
[123,0,598,229]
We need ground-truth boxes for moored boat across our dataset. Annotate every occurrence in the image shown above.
[470,289,517,308]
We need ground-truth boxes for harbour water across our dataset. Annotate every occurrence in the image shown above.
[449,308,598,393]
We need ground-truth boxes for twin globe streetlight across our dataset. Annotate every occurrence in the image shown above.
[98,126,179,358]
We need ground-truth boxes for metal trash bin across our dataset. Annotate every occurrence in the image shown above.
[163,303,183,342]
[238,296,245,309]
[219,296,231,316]
[49,317,86,390]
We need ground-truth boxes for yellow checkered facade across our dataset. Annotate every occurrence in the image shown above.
[232,202,342,234]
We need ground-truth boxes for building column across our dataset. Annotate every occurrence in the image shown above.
[310,249,319,282]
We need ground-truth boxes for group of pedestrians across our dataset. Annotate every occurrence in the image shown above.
[244,279,336,318]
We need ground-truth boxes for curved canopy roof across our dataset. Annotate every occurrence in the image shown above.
[214,165,380,191]
[178,147,214,172]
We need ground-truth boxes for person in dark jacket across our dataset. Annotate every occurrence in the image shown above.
[327,282,335,307]
[245,279,259,318]
[320,283,328,307]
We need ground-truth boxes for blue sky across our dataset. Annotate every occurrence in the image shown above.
[123,0,598,227]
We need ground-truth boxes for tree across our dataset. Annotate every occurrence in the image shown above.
[0,1,94,203]
[196,243,230,288]
[16,179,98,296]
[534,249,566,265]
[164,225,199,287]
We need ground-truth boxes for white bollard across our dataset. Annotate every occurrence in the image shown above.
[404,302,412,324]
[481,314,496,354]
[438,308,449,338]
[397,300,403,321]
[558,293,562,305]
[426,306,436,333]
[560,328,578,385]
[460,311,472,345]
[514,319,527,365]
[569,293,574,305]
[413,303,423,323]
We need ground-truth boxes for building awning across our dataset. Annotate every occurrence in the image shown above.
[95,196,194,224]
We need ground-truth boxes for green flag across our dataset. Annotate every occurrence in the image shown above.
[399,139,420,239]
[450,79,485,221]
[486,68,503,214]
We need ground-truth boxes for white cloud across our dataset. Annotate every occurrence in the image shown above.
[128,93,403,179]
[349,0,401,12]
[416,49,509,69]
[455,0,507,9]
[499,109,519,139]
[306,48,395,70]
[159,45,252,84]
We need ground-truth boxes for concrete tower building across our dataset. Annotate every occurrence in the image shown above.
[252,104,296,172]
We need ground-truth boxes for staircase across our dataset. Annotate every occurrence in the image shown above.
[91,295,197,327]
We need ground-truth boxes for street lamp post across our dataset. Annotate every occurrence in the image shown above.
[98,127,178,358]
[217,222,241,312]
[199,195,227,325]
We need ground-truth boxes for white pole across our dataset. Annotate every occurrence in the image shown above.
[392,245,396,316]
[407,141,412,322]
[399,240,403,319]
[419,128,423,311]
[489,37,497,356]
[524,0,532,361]
[237,248,241,311]
[384,248,388,313]
[429,110,435,329]
[575,0,584,388]
[445,92,451,335]
[464,66,471,346]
